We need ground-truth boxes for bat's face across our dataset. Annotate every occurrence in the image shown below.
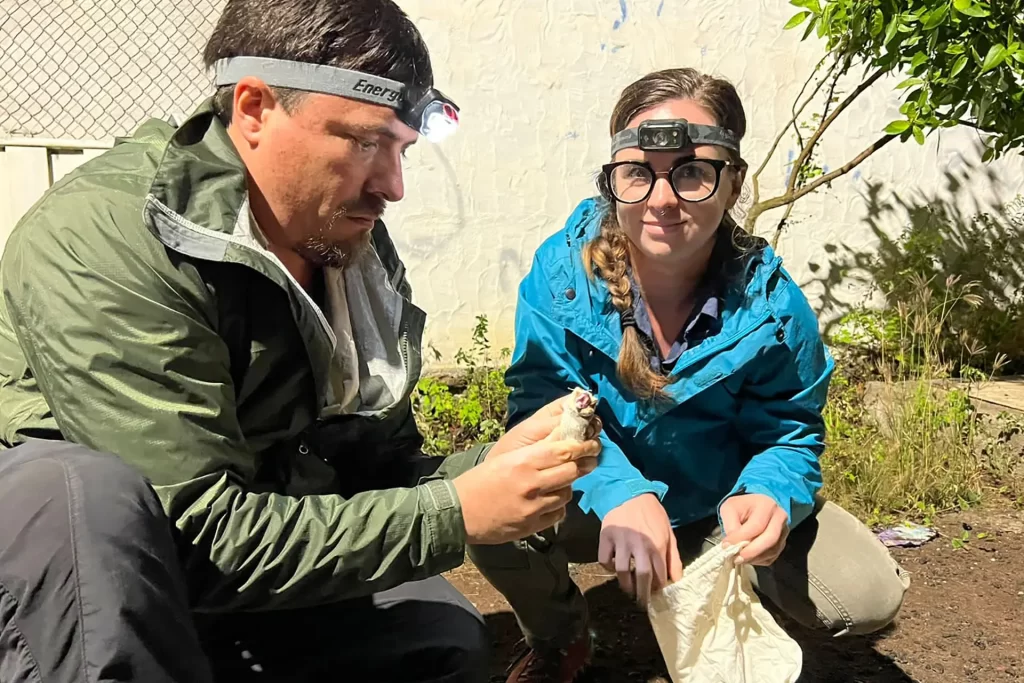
[571,388,598,419]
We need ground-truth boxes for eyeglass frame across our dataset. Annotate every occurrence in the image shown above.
[599,156,747,205]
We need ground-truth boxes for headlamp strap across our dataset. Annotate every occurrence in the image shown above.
[213,56,406,110]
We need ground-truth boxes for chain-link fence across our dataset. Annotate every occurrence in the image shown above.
[1,0,225,140]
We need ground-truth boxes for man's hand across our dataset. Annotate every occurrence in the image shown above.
[487,393,602,460]
[598,493,683,607]
[720,493,789,566]
[453,437,600,545]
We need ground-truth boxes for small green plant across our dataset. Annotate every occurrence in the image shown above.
[412,315,511,456]
[821,272,996,522]
[979,411,1024,505]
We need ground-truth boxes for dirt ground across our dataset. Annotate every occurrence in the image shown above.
[446,498,1024,682]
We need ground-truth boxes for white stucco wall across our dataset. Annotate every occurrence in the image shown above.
[3,0,1022,365]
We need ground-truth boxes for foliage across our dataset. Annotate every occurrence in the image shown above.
[411,315,511,456]
[747,0,1024,244]
[820,271,1007,523]
[823,191,1024,376]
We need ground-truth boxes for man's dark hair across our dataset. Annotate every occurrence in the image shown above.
[203,0,434,124]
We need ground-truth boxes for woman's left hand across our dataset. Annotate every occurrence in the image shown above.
[719,493,790,566]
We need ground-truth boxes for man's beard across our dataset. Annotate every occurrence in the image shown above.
[298,194,385,269]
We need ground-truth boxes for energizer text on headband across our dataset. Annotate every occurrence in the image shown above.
[610,119,741,157]
[212,56,461,144]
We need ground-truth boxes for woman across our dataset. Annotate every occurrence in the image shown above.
[469,68,910,682]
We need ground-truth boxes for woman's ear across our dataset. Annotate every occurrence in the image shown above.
[725,165,746,210]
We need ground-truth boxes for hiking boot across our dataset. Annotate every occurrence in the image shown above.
[505,632,592,683]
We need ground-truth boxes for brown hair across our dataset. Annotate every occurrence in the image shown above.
[203,0,434,125]
[582,67,751,401]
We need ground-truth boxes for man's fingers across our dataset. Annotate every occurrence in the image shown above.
[518,438,601,471]
[534,486,574,515]
[534,458,597,494]
[536,394,569,418]
[534,507,567,532]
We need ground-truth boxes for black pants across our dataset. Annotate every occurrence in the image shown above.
[0,440,489,682]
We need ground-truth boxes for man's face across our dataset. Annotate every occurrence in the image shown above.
[233,86,418,268]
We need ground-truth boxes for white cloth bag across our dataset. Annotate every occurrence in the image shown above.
[646,541,803,683]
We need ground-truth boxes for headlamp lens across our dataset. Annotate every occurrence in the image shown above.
[418,100,460,143]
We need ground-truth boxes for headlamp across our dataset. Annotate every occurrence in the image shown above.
[610,119,741,158]
[212,57,461,143]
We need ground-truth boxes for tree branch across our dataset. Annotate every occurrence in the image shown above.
[784,66,888,198]
[755,133,897,219]
[751,55,837,210]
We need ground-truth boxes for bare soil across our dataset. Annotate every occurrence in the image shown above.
[446,499,1024,682]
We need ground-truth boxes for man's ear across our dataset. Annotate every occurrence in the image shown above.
[231,78,278,146]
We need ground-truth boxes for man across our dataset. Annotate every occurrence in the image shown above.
[0,1,600,681]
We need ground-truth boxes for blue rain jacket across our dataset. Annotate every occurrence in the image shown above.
[505,197,834,530]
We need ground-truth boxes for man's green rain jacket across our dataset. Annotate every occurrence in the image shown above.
[0,100,484,612]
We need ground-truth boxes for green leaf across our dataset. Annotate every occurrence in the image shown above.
[922,5,949,29]
[946,43,966,55]
[1013,49,1024,64]
[951,54,969,76]
[982,146,996,162]
[884,15,901,44]
[870,9,884,36]
[896,77,924,89]
[913,126,925,144]
[953,0,972,11]
[981,44,1008,73]
[955,1,991,17]
[803,15,819,40]
[910,51,929,71]
[790,0,821,12]
[885,120,911,134]
[784,11,811,30]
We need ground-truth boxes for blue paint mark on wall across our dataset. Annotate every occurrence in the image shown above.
[613,0,628,29]
[657,0,665,16]
[700,46,707,56]
[822,164,830,174]
[611,45,623,53]
[565,131,580,140]
[853,169,862,181]
[600,42,606,51]
[784,149,795,185]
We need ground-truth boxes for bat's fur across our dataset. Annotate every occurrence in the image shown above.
[547,388,598,442]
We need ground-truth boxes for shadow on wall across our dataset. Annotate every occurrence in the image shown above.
[805,147,1024,374]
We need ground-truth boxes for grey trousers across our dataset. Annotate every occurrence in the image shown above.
[0,440,489,683]
[468,495,911,649]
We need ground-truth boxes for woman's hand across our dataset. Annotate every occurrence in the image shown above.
[720,493,790,566]
[598,493,684,606]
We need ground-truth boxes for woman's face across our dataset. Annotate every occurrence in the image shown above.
[612,98,743,269]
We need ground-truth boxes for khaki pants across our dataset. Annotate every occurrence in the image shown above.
[468,496,911,649]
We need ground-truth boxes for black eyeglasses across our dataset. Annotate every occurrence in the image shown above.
[601,157,745,204]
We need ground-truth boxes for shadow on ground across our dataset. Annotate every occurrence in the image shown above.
[480,576,913,683]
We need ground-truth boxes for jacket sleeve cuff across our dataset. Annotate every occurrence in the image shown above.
[427,443,493,481]
[420,478,468,572]
[576,477,669,520]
